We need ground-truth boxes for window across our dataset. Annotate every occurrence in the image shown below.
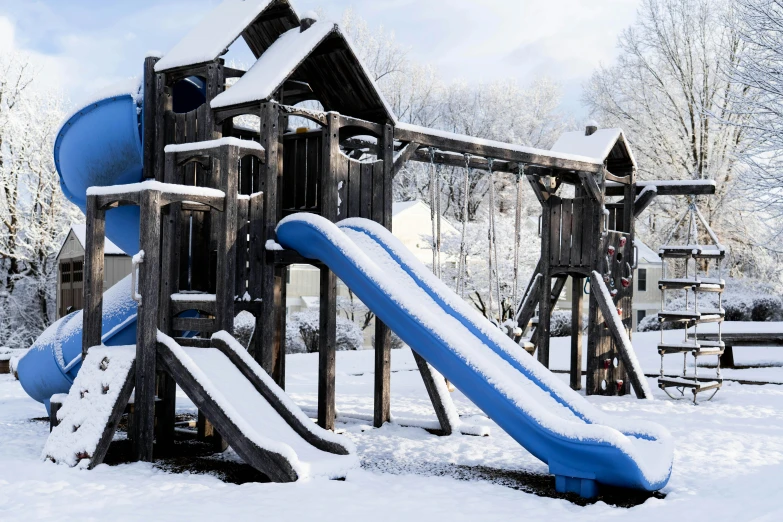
[72,261,83,283]
[61,262,71,284]
[637,268,647,292]
[637,310,646,326]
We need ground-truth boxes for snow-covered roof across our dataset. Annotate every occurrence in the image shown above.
[212,21,335,108]
[550,128,637,167]
[64,225,126,257]
[634,239,661,265]
[155,0,298,72]
[392,200,419,216]
[211,20,397,123]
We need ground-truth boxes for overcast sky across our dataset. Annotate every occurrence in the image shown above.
[0,0,639,117]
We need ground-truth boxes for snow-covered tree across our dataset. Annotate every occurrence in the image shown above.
[286,309,363,354]
[582,0,770,280]
[0,50,79,349]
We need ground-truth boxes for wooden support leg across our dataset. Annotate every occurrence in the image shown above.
[155,371,176,454]
[273,265,287,389]
[373,320,391,428]
[318,267,337,431]
[135,190,162,462]
[538,200,553,367]
[83,197,105,356]
[412,352,455,436]
[571,277,584,390]
[197,412,229,452]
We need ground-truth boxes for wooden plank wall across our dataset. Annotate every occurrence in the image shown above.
[548,195,594,271]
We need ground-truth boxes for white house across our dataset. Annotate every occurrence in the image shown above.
[56,225,131,319]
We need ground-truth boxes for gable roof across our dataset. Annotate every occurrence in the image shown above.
[392,200,458,236]
[634,239,661,264]
[57,225,127,259]
[155,0,299,72]
[211,21,397,124]
[550,128,636,171]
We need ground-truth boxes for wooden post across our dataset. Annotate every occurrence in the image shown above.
[571,276,584,390]
[135,190,162,462]
[142,57,158,179]
[317,112,340,431]
[255,102,283,374]
[215,145,239,332]
[538,199,553,367]
[318,267,337,431]
[83,195,105,356]
[153,71,171,182]
[373,123,394,428]
[274,265,287,388]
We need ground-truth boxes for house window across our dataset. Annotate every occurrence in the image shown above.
[637,310,646,325]
[72,260,83,283]
[637,268,647,292]
[61,262,71,283]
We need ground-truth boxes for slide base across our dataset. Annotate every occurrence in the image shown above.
[555,476,598,498]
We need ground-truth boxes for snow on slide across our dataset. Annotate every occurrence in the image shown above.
[157,332,356,481]
[276,214,673,494]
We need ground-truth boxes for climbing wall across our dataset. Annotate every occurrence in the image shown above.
[588,231,634,396]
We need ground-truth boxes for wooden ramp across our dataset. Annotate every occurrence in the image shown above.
[156,332,356,482]
[43,346,135,469]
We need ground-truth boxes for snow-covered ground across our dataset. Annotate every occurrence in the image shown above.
[2,336,783,521]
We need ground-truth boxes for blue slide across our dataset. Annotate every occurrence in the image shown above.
[18,77,208,411]
[276,214,673,496]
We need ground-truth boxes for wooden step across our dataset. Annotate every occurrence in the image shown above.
[658,277,725,291]
[658,377,722,392]
[659,245,726,259]
[658,310,700,322]
[174,337,212,348]
[658,343,724,356]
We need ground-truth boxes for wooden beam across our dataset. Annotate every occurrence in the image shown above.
[633,187,658,218]
[394,125,603,173]
[579,171,603,202]
[538,198,553,367]
[392,141,420,175]
[605,180,716,197]
[410,149,516,174]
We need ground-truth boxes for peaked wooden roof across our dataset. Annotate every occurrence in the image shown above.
[155,0,299,72]
[211,21,397,124]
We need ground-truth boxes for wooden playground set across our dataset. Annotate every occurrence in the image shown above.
[29,0,743,496]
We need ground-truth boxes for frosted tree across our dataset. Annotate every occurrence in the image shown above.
[730,1,783,229]
[0,50,79,349]
[583,0,766,278]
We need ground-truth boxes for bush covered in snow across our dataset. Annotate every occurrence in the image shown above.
[548,310,587,337]
[286,309,363,354]
[637,315,679,332]
[232,311,256,348]
[751,296,783,322]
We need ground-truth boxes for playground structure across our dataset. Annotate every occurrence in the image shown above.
[13,0,742,498]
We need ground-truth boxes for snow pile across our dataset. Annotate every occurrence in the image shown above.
[158,332,356,479]
[164,137,264,153]
[86,180,225,199]
[42,346,135,468]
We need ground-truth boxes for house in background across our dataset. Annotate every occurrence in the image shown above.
[56,224,131,319]
[558,239,662,331]
[285,201,457,346]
